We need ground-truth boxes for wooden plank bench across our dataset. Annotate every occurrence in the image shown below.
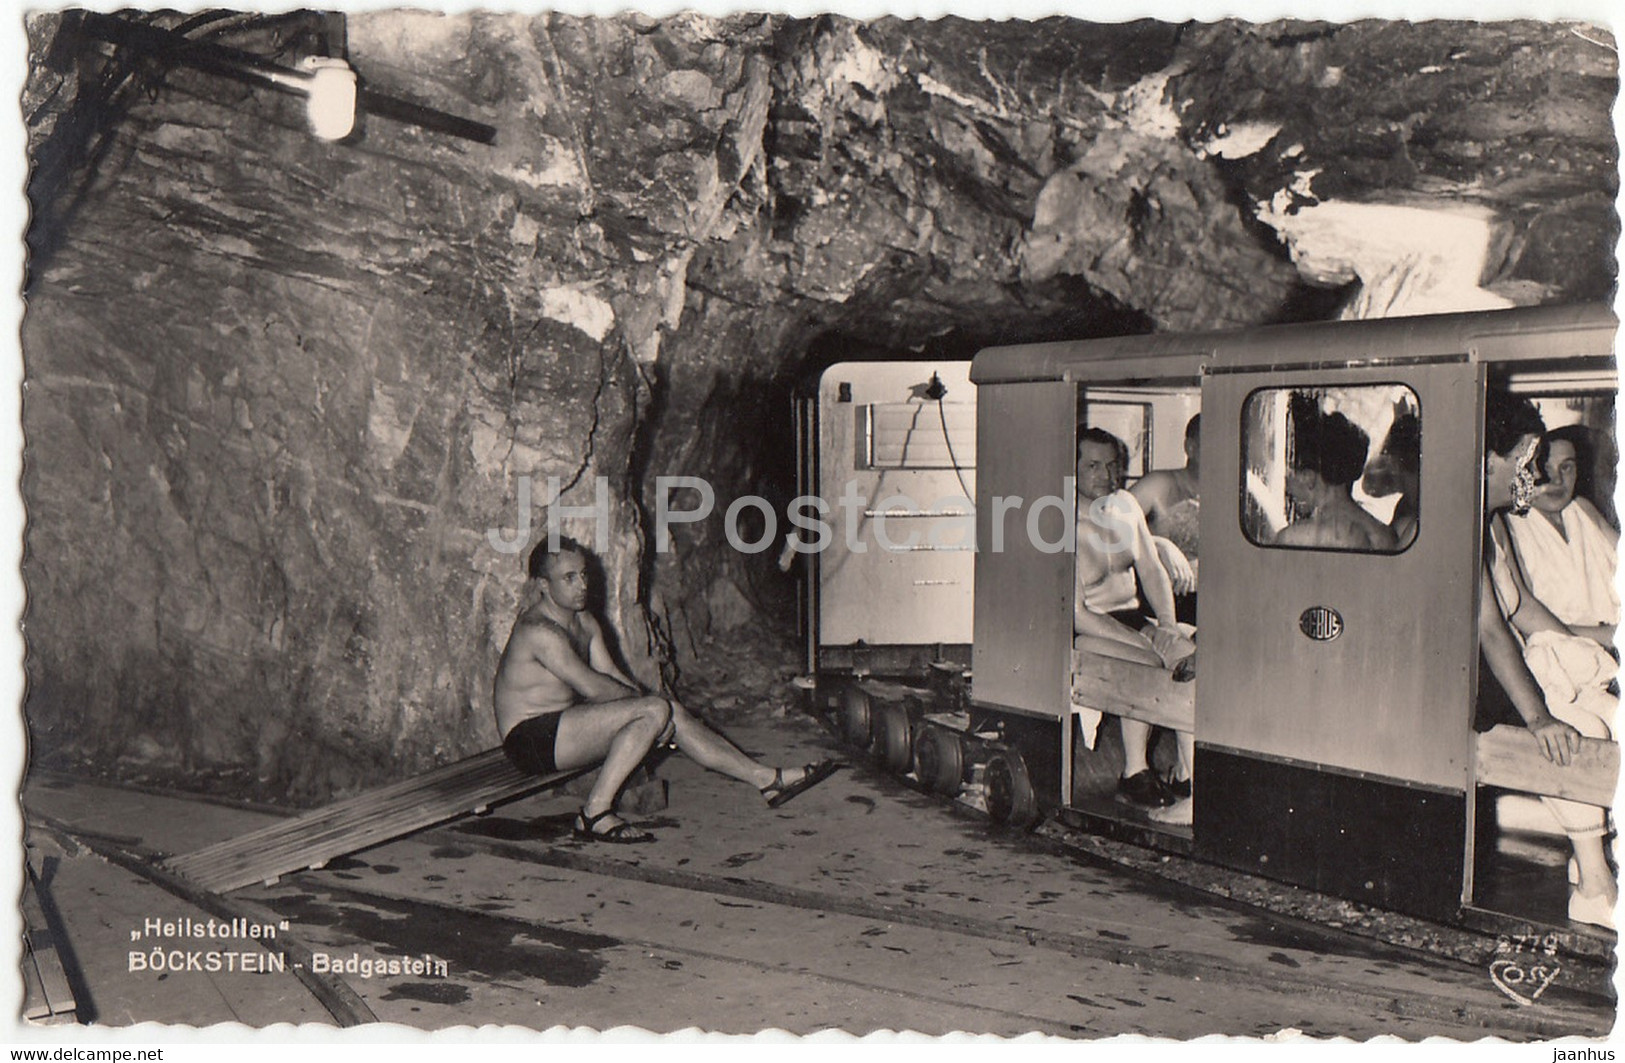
[22,862,77,1026]
[1474,724,1619,807]
[1071,649,1195,732]
[164,749,582,894]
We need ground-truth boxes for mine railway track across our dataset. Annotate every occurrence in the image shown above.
[255,875,1103,1038]
[418,826,1607,1038]
[28,784,1614,1038]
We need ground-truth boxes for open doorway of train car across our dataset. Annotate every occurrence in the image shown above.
[1468,362,1618,934]
[1066,383,1202,842]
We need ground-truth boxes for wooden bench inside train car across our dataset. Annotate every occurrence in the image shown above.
[1070,648,1195,732]
[1474,724,1619,807]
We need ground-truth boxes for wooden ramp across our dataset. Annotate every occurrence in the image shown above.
[164,750,579,893]
[22,862,77,1026]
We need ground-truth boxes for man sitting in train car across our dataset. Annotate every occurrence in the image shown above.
[1274,395,1398,552]
[1073,427,1195,810]
[494,537,838,843]
[1360,400,1421,550]
[1130,414,1201,626]
[1128,413,1201,821]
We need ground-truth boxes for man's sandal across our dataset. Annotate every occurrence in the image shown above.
[761,760,842,808]
[573,808,655,844]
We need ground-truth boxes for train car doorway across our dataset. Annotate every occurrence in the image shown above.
[1468,361,1618,932]
[1066,385,1203,837]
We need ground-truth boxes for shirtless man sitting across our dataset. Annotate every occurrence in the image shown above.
[1128,414,1200,821]
[1274,395,1398,552]
[494,537,838,843]
[1074,428,1194,811]
[1360,402,1420,550]
[1130,413,1200,621]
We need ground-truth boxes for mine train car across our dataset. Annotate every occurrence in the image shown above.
[798,303,1619,934]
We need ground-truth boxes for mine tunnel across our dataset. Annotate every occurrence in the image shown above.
[16,9,1621,1037]
[24,9,1614,800]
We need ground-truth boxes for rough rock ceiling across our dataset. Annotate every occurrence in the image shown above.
[20,11,1619,798]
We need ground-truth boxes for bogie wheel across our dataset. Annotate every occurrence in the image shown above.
[984,750,1040,828]
[913,726,965,795]
[839,685,872,749]
[872,702,912,774]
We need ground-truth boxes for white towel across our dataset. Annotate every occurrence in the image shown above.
[1072,704,1105,750]
[1523,629,1617,729]
[1506,504,1619,628]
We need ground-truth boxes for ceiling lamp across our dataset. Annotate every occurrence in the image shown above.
[69,11,495,145]
[262,56,357,141]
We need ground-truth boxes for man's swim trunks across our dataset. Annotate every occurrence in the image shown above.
[503,712,564,775]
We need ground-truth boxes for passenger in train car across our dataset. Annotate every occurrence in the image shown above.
[1127,414,1200,820]
[1073,427,1195,810]
[1130,414,1200,624]
[1273,393,1399,552]
[1502,425,1620,650]
[1478,392,1617,928]
[494,537,838,843]
[1359,402,1420,550]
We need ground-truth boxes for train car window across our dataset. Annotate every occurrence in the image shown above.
[859,402,976,470]
[1241,384,1420,554]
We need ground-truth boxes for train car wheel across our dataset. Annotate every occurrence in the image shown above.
[839,686,872,748]
[914,726,964,795]
[984,750,1039,828]
[872,702,913,774]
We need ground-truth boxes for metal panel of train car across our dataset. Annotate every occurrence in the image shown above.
[1197,362,1480,789]
[972,381,1074,719]
[1195,361,1480,919]
[816,363,976,649]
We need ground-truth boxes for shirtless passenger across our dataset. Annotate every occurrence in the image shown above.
[494,538,837,843]
[1131,413,1200,619]
[1360,403,1420,549]
[1128,413,1200,821]
[1274,395,1398,552]
[1073,428,1193,811]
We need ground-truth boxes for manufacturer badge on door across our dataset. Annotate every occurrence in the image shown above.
[1299,606,1344,642]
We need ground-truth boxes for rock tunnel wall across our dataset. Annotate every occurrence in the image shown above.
[21,13,1616,801]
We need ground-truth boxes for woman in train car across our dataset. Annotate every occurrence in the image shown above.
[1479,392,1616,928]
[1274,393,1399,552]
[1502,426,1619,650]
